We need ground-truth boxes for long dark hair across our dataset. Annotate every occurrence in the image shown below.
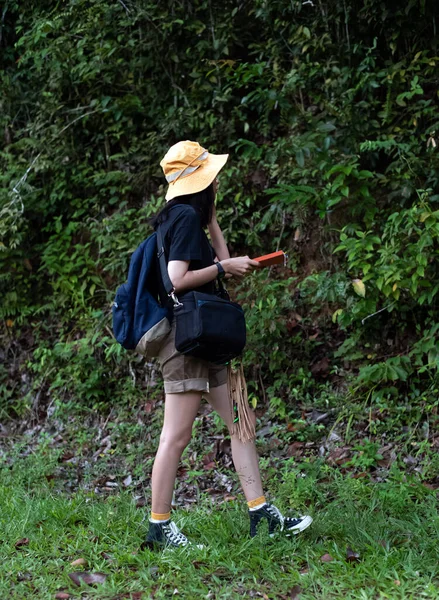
[151,183,215,230]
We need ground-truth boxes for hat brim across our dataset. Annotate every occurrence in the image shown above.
[165,152,229,201]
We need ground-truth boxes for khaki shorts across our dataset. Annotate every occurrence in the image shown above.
[157,318,228,394]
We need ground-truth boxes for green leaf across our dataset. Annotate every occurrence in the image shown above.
[317,122,336,133]
[295,149,305,167]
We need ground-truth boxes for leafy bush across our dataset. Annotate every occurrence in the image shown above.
[1,0,438,433]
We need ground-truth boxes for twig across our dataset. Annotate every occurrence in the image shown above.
[361,302,396,325]
[5,108,104,228]
[258,367,267,407]
[0,3,8,45]
[269,210,286,276]
[1,153,41,230]
[105,325,115,339]
[12,153,41,198]
[118,0,130,13]
[129,361,136,388]
[343,0,350,51]
[101,407,114,434]
[276,210,286,252]
[57,109,103,137]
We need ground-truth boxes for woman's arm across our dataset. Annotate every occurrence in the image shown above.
[168,261,219,294]
[208,206,230,262]
[168,256,262,294]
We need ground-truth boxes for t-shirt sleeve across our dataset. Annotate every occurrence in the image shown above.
[168,208,202,262]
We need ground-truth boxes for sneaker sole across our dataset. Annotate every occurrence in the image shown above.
[283,515,313,536]
[163,543,205,551]
[144,541,205,551]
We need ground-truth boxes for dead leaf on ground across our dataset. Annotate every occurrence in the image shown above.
[351,472,368,479]
[55,593,71,599]
[394,580,401,586]
[101,551,114,562]
[289,585,302,599]
[123,474,133,487]
[376,458,391,468]
[203,451,217,464]
[326,447,351,465]
[320,553,334,563]
[422,482,436,490]
[310,356,329,376]
[287,442,304,457]
[70,558,87,567]
[15,538,29,548]
[68,572,107,587]
[277,585,302,600]
[59,451,75,462]
[346,547,361,563]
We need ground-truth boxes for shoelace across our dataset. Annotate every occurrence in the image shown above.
[266,504,285,529]
[162,521,189,546]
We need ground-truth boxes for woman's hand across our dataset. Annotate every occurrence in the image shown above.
[221,256,261,279]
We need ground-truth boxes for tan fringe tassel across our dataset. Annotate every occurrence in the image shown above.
[227,362,256,443]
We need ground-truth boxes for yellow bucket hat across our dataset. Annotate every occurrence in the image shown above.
[160,140,229,201]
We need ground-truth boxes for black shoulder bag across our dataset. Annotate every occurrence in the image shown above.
[156,224,246,365]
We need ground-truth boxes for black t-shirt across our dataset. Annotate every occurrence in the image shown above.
[155,204,216,306]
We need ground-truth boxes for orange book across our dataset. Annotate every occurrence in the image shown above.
[253,250,286,267]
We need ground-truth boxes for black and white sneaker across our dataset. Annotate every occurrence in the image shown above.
[249,503,313,538]
[144,519,204,550]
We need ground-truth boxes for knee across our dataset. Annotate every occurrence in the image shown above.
[159,429,192,453]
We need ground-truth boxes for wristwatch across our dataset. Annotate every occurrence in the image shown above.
[216,262,226,279]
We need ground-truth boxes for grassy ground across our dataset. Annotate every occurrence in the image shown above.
[2,433,439,600]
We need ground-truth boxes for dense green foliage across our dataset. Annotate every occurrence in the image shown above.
[1,0,438,441]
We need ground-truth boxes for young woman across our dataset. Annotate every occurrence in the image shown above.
[145,140,312,549]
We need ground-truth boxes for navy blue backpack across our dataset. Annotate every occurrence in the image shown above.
[112,233,171,357]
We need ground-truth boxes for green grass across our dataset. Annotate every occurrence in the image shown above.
[2,447,439,599]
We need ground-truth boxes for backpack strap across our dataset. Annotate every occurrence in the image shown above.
[156,224,174,296]
[156,224,183,307]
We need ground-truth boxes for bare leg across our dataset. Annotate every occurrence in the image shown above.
[151,391,202,514]
[204,383,264,501]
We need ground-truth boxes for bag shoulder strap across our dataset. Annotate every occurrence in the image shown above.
[156,224,174,296]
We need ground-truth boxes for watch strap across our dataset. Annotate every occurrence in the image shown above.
[216,262,225,279]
